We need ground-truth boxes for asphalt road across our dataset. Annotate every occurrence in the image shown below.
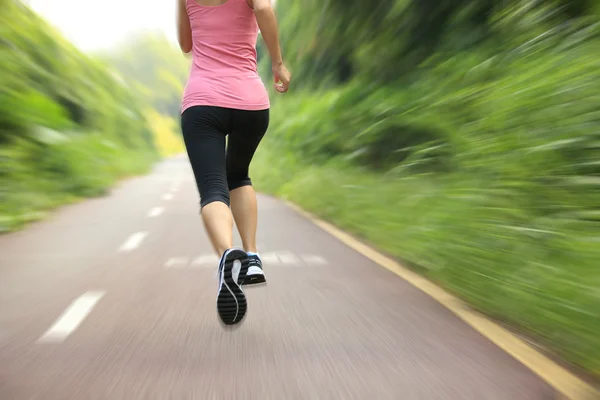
[0,156,558,399]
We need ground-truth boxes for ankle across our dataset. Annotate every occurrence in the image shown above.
[244,244,258,253]
[217,247,232,257]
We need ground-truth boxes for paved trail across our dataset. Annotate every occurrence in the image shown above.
[0,156,558,399]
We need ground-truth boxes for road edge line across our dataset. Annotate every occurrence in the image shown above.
[284,200,598,400]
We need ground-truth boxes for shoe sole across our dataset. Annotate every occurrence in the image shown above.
[217,249,249,325]
[243,274,267,286]
[242,266,267,286]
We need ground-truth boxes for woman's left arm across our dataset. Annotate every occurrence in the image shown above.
[177,0,192,53]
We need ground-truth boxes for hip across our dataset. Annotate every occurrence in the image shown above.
[182,75,269,113]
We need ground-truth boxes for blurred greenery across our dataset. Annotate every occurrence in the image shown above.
[97,32,191,119]
[0,1,186,231]
[98,32,189,158]
[1,0,598,380]
[253,0,600,375]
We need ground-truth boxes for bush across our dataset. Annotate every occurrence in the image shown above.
[252,0,600,375]
[0,1,159,232]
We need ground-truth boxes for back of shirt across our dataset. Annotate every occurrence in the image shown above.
[181,0,270,113]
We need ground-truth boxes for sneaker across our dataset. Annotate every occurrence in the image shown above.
[216,248,249,325]
[241,253,267,286]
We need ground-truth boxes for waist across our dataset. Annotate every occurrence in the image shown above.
[190,51,258,77]
[189,70,260,79]
[183,73,268,100]
[186,71,263,86]
[181,78,270,113]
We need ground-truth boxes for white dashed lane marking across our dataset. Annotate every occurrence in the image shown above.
[164,252,328,269]
[165,257,189,268]
[118,232,148,252]
[38,291,106,343]
[147,207,164,218]
[170,181,181,192]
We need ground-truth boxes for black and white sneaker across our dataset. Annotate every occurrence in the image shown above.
[216,248,249,325]
[241,253,266,286]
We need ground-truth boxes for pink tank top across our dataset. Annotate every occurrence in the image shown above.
[181,0,270,113]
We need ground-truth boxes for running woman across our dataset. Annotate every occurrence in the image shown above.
[176,0,291,325]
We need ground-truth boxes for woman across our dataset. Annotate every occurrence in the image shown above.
[177,0,291,326]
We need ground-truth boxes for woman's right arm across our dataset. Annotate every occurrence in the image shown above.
[251,0,291,93]
[177,0,192,54]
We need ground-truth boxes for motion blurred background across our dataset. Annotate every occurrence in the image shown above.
[1,0,599,382]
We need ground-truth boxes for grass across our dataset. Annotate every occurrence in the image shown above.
[251,144,600,377]
[0,134,158,233]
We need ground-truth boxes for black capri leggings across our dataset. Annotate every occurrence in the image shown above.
[180,105,269,209]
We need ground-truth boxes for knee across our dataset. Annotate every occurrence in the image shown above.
[227,171,252,191]
[199,175,230,208]
[200,191,230,208]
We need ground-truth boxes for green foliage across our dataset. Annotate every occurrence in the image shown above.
[98,32,191,118]
[253,0,600,375]
[96,32,189,156]
[0,1,159,232]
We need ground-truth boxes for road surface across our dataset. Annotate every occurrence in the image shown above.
[0,156,558,399]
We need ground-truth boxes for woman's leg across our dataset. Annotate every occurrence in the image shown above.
[181,106,250,325]
[230,186,258,252]
[181,106,233,256]
[227,109,270,253]
[201,202,233,256]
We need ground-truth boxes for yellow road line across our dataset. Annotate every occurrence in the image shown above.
[286,201,599,400]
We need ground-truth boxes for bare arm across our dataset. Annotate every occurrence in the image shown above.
[251,0,282,65]
[251,0,291,92]
[177,0,192,53]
